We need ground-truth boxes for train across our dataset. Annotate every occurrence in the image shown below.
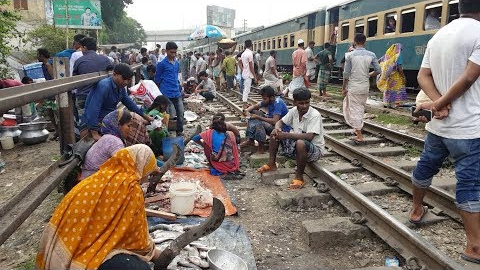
[192,0,459,88]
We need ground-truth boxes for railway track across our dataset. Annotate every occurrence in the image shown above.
[212,89,475,270]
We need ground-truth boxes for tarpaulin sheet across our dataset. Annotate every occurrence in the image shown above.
[148,217,257,270]
[170,167,238,217]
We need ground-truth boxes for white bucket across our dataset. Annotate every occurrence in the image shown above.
[169,182,196,215]
[0,136,14,150]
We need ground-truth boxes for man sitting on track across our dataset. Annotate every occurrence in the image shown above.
[257,87,325,189]
[240,85,290,154]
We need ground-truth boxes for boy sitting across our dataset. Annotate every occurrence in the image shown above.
[257,87,325,189]
[195,70,216,101]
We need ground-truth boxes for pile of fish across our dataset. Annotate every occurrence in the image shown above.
[149,223,214,269]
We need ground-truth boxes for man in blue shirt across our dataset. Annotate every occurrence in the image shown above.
[55,34,85,59]
[82,64,153,140]
[241,86,290,154]
[154,41,184,136]
[72,37,113,134]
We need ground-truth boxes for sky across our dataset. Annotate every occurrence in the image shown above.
[126,0,345,31]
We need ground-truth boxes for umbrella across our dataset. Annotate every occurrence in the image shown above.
[188,25,227,41]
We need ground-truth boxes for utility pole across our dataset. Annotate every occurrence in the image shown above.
[243,19,247,32]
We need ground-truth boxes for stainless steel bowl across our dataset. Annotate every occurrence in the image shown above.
[18,122,49,145]
[0,126,21,143]
[207,249,248,270]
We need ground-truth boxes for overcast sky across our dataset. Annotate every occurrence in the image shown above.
[126,0,345,31]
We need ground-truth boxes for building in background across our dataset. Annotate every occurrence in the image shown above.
[206,5,235,38]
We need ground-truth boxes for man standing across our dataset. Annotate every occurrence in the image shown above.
[196,53,207,76]
[109,46,119,64]
[241,40,256,109]
[148,50,158,66]
[318,43,334,98]
[410,0,480,264]
[155,41,185,137]
[158,48,167,62]
[254,49,263,80]
[212,48,224,90]
[305,41,316,81]
[262,50,283,92]
[136,47,148,64]
[342,34,381,143]
[289,39,308,93]
[190,52,198,78]
[222,50,236,92]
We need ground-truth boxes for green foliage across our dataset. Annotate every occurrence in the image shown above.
[18,257,35,270]
[374,114,412,126]
[0,0,21,77]
[27,24,75,56]
[100,0,145,46]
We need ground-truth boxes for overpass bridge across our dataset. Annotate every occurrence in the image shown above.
[145,29,194,42]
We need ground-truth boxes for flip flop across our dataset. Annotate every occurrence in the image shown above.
[461,254,480,264]
[409,205,429,225]
[350,138,365,145]
[288,179,305,190]
[257,164,275,173]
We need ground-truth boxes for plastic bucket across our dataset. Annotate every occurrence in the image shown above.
[169,182,196,215]
[162,136,185,165]
[0,136,14,150]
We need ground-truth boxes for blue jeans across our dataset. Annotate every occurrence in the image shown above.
[75,94,88,131]
[168,96,184,134]
[412,132,480,212]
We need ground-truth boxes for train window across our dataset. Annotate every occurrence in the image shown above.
[272,39,276,49]
[284,36,288,48]
[341,22,349,40]
[290,34,295,47]
[262,41,265,51]
[355,19,365,34]
[424,3,442,30]
[401,8,416,33]
[267,40,271,50]
[278,37,281,49]
[253,43,257,51]
[367,17,378,37]
[312,30,316,42]
[300,22,306,29]
[448,0,459,23]
[384,13,397,34]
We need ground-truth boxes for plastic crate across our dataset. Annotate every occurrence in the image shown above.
[23,62,45,80]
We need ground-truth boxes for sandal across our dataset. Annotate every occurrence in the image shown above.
[257,164,276,173]
[409,205,429,225]
[350,138,365,145]
[288,179,305,190]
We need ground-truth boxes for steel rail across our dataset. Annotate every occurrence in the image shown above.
[306,162,464,270]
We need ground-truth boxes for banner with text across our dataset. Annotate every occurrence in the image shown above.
[53,0,102,29]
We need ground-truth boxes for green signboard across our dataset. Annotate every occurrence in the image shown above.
[53,0,102,29]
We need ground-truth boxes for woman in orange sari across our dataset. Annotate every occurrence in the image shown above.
[36,144,160,270]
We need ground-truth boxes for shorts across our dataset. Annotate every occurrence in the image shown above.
[412,132,480,212]
[279,139,322,162]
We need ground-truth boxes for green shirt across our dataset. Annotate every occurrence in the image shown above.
[222,56,237,76]
[318,49,332,70]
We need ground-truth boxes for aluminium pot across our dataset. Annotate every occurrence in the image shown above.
[18,122,49,145]
[0,126,22,143]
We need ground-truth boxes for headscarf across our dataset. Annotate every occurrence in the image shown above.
[36,145,157,270]
[376,43,405,91]
[100,109,128,139]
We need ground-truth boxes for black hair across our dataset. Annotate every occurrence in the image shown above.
[113,63,134,79]
[111,46,117,51]
[140,47,147,54]
[270,50,276,56]
[141,56,148,64]
[149,95,170,112]
[198,71,208,78]
[211,113,227,133]
[260,85,275,97]
[156,44,161,48]
[245,40,252,48]
[166,41,178,50]
[309,41,315,45]
[37,48,50,58]
[225,51,231,56]
[146,64,156,73]
[73,34,86,43]
[354,33,367,45]
[119,110,132,125]
[21,76,33,84]
[85,7,90,10]
[324,42,331,49]
[292,87,311,101]
[79,37,97,51]
[459,0,480,14]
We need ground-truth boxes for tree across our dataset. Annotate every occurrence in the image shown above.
[0,0,21,78]
[27,24,75,56]
[100,0,145,46]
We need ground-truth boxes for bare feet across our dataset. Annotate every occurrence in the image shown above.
[240,140,254,148]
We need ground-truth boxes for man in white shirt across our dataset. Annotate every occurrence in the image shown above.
[305,41,316,81]
[190,52,198,78]
[108,46,118,64]
[196,54,207,76]
[411,0,480,264]
[158,48,167,62]
[241,40,256,109]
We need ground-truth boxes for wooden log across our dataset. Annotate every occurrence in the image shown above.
[145,208,177,221]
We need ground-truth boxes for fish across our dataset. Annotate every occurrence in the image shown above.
[190,242,210,252]
[188,256,209,269]
[185,245,200,258]
[177,259,201,269]
[149,223,184,233]
[199,251,207,259]
[152,230,180,239]
[153,237,175,244]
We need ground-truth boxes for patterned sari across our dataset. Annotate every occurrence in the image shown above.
[36,145,158,270]
[200,129,240,174]
[377,43,407,106]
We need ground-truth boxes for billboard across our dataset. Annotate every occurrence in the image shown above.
[53,0,102,29]
[206,5,235,28]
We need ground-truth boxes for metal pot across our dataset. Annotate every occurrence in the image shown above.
[18,122,49,145]
[0,126,22,143]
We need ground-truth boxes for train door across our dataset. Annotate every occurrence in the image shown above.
[307,13,316,44]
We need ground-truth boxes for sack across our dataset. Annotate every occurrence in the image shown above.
[130,80,161,108]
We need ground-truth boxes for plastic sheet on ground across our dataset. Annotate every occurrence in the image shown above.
[147,217,257,270]
[170,168,238,217]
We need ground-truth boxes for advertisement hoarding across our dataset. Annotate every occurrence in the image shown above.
[53,0,102,29]
[206,5,235,28]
